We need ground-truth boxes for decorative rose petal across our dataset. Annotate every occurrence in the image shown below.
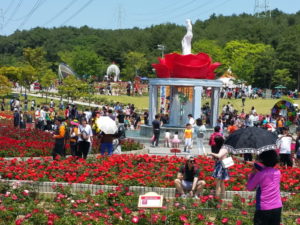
[152,52,221,79]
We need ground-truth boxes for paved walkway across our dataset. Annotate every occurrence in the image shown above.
[125,129,211,157]
[12,90,102,108]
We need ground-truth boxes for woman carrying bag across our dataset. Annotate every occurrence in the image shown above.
[209,135,230,198]
[77,118,93,159]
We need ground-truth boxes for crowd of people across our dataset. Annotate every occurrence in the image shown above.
[4,94,300,225]
[6,97,148,159]
[171,103,300,225]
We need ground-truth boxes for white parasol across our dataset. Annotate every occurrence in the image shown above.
[96,116,118,134]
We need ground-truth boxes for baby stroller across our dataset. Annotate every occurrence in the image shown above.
[113,125,126,154]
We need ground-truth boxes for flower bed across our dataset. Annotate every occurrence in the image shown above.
[120,139,144,152]
[0,155,300,192]
[0,120,56,157]
[0,183,299,225]
[0,118,144,157]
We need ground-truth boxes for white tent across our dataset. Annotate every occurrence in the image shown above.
[218,75,236,88]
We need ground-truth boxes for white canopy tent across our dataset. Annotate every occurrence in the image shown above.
[217,75,236,88]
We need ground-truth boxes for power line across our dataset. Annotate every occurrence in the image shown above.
[3,0,23,27]
[3,0,16,16]
[61,0,95,26]
[131,0,215,23]
[17,0,47,30]
[166,0,219,20]
[130,0,197,17]
[43,0,79,26]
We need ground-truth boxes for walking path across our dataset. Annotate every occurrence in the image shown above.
[12,90,101,108]
[125,130,211,157]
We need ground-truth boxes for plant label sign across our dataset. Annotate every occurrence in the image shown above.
[138,192,163,208]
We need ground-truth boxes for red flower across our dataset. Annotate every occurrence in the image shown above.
[197,214,205,220]
[296,217,300,224]
[241,210,248,215]
[236,220,243,225]
[11,194,18,200]
[161,215,167,222]
[179,214,188,222]
[131,216,139,224]
[221,218,229,224]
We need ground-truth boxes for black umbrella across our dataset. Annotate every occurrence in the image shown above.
[223,127,278,155]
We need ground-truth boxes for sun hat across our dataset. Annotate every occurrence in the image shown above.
[70,119,79,126]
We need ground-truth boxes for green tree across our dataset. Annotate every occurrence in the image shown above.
[0,75,12,97]
[192,39,224,62]
[58,75,89,102]
[18,65,37,94]
[223,40,274,84]
[0,66,20,82]
[272,69,295,88]
[58,47,107,80]
[40,69,57,103]
[23,47,50,81]
[123,51,148,81]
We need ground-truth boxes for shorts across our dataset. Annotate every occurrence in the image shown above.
[185,138,192,147]
[182,180,193,190]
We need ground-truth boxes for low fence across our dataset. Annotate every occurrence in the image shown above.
[0,179,291,200]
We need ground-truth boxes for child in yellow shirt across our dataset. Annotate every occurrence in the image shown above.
[184,123,193,153]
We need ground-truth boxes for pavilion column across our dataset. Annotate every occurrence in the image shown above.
[149,85,158,125]
[211,87,220,127]
[193,86,203,120]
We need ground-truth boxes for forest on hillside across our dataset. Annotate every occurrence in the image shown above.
[0,9,300,89]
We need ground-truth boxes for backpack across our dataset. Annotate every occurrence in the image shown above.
[197,128,204,138]
[115,125,126,139]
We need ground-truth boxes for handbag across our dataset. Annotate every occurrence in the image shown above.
[221,156,234,168]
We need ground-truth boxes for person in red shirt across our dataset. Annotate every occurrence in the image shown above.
[209,126,224,153]
[227,121,238,134]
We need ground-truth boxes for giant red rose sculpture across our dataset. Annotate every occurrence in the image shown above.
[152,52,221,79]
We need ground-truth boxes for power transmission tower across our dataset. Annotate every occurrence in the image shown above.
[254,0,271,17]
[0,9,4,33]
[117,5,124,29]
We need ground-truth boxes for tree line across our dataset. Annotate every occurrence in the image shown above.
[0,9,300,89]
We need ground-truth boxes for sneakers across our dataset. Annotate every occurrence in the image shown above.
[181,194,187,198]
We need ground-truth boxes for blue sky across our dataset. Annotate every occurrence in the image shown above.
[0,0,299,35]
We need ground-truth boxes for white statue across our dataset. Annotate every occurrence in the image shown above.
[181,19,193,55]
[106,63,120,82]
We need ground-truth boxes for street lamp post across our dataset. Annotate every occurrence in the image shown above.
[157,44,166,58]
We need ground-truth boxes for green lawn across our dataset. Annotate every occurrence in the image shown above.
[105,95,300,115]
[97,95,149,110]
[216,98,300,115]
[7,92,300,115]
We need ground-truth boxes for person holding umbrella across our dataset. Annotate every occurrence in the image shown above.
[221,126,280,225]
[96,116,118,156]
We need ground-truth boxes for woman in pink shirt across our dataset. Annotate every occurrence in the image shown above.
[246,150,282,225]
